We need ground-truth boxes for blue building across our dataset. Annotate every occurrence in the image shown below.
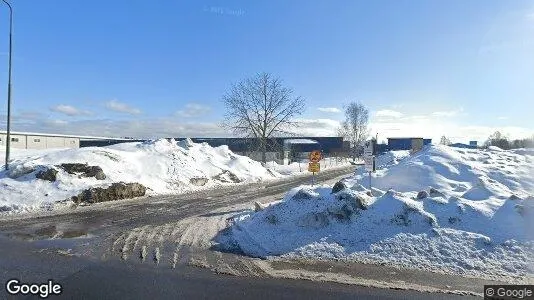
[387,137,432,151]
[81,136,344,164]
[450,143,477,149]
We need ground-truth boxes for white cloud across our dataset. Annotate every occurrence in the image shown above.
[1,111,531,143]
[50,105,91,116]
[431,107,464,117]
[44,119,69,126]
[175,103,211,118]
[317,107,341,113]
[291,118,341,136]
[498,116,508,120]
[105,99,141,115]
[370,117,533,145]
[375,110,403,118]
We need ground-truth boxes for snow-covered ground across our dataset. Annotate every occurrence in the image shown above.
[217,145,534,281]
[0,139,282,214]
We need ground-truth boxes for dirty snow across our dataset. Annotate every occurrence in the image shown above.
[218,145,534,280]
[0,139,280,214]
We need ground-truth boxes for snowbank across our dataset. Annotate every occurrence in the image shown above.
[218,145,534,280]
[0,139,280,214]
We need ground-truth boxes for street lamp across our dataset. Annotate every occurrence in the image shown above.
[1,0,12,170]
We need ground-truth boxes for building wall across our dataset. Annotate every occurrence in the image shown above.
[388,138,413,150]
[26,135,47,150]
[7,134,28,149]
[238,151,283,164]
[45,136,66,148]
[64,138,80,148]
[0,134,5,146]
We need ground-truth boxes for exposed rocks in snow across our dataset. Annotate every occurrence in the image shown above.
[429,187,445,198]
[331,181,348,194]
[7,165,37,179]
[35,167,58,182]
[189,177,209,186]
[327,204,353,222]
[254,201,267,212]
[212,170,242,183]
[71,182,146,204]
[292,188,320,200]
[509,194,522,201]
[59,163,106,180]
[416,190,429,200]
[334,190,369,210]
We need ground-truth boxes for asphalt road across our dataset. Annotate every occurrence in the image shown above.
[0,237,476,300]
[0,166,486,299]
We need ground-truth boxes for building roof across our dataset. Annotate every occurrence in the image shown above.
[0,130,132,140]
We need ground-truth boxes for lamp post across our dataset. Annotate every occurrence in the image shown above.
[1,0,12,170]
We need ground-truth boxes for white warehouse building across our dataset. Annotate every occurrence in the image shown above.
[0,131,125,150]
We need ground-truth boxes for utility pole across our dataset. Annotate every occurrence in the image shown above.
[2,0,13,170]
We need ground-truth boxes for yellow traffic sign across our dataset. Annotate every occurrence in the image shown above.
[309,150,322,163]
[308,162,320,172]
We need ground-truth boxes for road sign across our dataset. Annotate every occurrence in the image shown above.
[364,156,375,172]
[309,150,322,162]
[364,140,374,157]
[308,162,320,172]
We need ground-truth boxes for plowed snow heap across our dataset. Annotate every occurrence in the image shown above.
[0,138,280,214]
[218,145,534,280]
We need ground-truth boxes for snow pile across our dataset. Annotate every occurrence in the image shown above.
[0,139,280,214]
[218,145,534,280]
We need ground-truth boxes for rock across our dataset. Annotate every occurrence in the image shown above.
[335,190,369,210]
[509,194,522,201]
[331,181,347,194]
[8,165,37,179]
[190,177,209,186]
[59,163,106,180]
[71,182,146,204]
[36,168,58,182]
[212,170,242,183]
[292,188,319,200]
[429,187,444,198]
[328,204,353,222]
[254,201,267,212]
[416,190,429,200]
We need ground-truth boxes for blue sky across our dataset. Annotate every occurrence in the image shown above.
[0,0,533,142]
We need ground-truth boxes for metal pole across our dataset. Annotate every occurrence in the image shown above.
[2,0,13,170]
[369,171,371,190]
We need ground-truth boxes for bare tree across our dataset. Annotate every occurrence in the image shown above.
[440,136,451,145]
[222,72,305,163]
[339,102,369,160]
[484,131,510,149]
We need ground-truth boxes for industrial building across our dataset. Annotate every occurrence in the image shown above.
[375,137,432,154]
[0,131,131,150]
[81,136,346,165]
